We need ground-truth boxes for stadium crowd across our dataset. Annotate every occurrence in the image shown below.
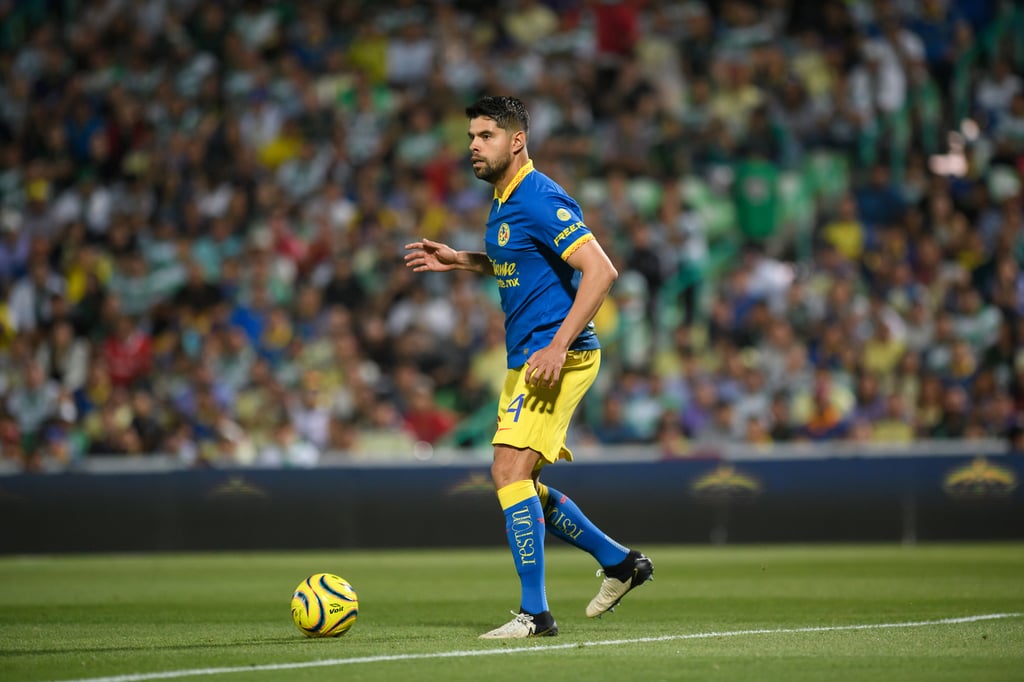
[0,0,1023,471]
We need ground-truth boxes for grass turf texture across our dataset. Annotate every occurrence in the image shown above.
[1,544,1022,682]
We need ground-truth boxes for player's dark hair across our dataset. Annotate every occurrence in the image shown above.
[465,96,530,136]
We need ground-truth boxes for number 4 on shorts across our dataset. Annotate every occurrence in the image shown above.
[506,393,525,422]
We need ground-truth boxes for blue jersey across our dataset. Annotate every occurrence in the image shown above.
[484,160,601,369]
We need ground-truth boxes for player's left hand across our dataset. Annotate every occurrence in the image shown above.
[524,346,566,389]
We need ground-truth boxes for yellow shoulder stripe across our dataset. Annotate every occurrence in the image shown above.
[560,233,594,260]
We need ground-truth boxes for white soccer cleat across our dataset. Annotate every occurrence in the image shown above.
[586,551,654,618]
[479,610,559,639]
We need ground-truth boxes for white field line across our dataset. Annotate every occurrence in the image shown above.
[55,612,1023,682]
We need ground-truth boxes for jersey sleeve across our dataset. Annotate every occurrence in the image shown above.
[525,191,595,261]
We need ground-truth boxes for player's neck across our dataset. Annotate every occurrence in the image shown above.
[493,153,531,196]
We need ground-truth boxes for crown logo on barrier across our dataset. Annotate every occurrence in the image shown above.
[689,464,762,503]
[943,457,1018,501]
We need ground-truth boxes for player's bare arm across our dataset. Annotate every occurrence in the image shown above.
[404,238,493,275]
[524,239,618,388]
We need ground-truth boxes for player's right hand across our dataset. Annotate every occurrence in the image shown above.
[404,238,459,272]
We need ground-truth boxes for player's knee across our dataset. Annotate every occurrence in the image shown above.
[490,447,538,488]
[489,459,519,488]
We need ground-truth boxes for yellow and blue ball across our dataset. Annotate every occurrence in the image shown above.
[290,573,359,638]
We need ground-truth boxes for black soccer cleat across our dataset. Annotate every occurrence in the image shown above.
[479,609,559,639]
[586,550,654,617]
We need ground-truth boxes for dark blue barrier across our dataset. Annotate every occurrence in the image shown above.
[0,454,1021,553]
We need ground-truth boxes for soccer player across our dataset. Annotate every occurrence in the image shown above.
[404,96,653,639]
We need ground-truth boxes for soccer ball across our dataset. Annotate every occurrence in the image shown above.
[290,573,359,638]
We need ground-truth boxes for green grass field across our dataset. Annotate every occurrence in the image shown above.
[1,544,1023,682]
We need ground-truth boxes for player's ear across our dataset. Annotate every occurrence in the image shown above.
[513,130,526,153]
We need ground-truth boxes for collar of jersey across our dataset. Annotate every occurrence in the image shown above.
[494,160,534,205]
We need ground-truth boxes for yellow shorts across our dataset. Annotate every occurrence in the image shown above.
[491,349,601,466]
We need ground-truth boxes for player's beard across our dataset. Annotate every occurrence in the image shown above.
[472,151,512,185]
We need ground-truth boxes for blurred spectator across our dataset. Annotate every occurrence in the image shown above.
[9,256,64,333]
[590,394,644,445]
[287,371,332,452]
[931,384,972,438]
[621,369,673,441]
[320,256,367,312]
[348,396,412,459]
[401,377,457,446]
[173,259,225,326]
[468,312,510,401]
[801,384,849,441]
[681,378,718,440]
[386,276,457,341]
[257,419,319,468]
[772,76,828,154]
[623,216,667,321]
[84,387,142,457]
[35,318,89,392]
[658,185,707,326]
[697,398,742,445]
[976,58,1022,124]
[228,284,273,347]
[384,22,434,88]
[258,305,295,368]
[0,207,30,286]
[861,317,906,375]
[743,414,773,446]
[818,194,866,262]
[732,364,771,435]
[130,389,166,453]
[855,163,907,230]
[993,92,1024,163]
[504,0,559,48]
[654,409,689,458]
[767,390,797,442]
[234,356,284,452]
[102,314,152,388]
[6,360,76,467]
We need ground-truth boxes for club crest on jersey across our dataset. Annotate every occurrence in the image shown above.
[556,208,572,221]
[497,222,510,246]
